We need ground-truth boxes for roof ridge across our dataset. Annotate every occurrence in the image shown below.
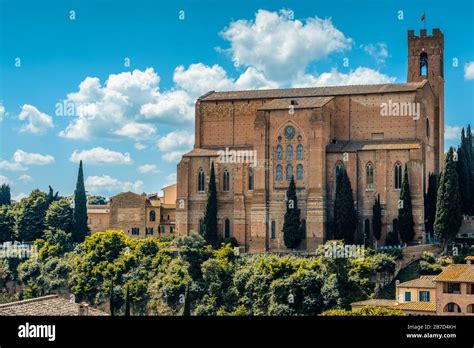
[0,295,59,308]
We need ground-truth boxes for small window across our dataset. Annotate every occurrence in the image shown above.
[199,218,204,234]
[426,118,430,138]
[146,227,153,235]
[286,145,293,161]
[419,291,430,302]
[271,220,276,239]
[366,162,374,190]
[394,163,402,190]
[286,164,293,180]
[296,164,303,180]
[167,215,170,220]
[131,227,140,235]
[276,165,283,181]
[336,162,344,179]
[420,52,428,76]
[276,145,283,161]
[297,144,304,160]
[248,166,254,191]
[301,219,306,239]
[224,218,230,239]
[223,169,230,192]
[405,292,411,302]
[198,168,205,192]
[149,210,156,222]
[170,226,174,233]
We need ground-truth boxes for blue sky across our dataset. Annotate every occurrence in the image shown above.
[1,0,473,200]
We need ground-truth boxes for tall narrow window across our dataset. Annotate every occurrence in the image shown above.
[296,164,303,180]
[301,219,306,239]
[224,218,230,239]
[297,144,304,160]
[271,220,276,239]
[223,169,230,192]
[286,164,293,180]
[276,145,283,160]
[199,218,204,234]
[286,145,293,161]
[198,168,205,192]
[366,162,374,190]
[149,210,156,222]
[426,119,430,138]
[394,163,402,190]
[248,166,254,191]
[276,165,283,181]
[420,52,428,76]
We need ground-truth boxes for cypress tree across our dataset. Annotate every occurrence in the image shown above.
[333,168,357,244]
[424,173,438,238]
[372,195,382,242]
[72,160,89,243]
[0,184,11,205]
[364,218,370,246]
[398,164,415,244]
[466,125,474,215]
[283,176,302,249]
[109,278,115,316]
[434,147,462,250]
[202,162,218,247]
[456,146,471,215]
[0,205,14,242]
[385,218,400,246]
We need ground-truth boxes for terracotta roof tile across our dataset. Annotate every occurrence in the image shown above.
[394,302,436,312]
[397,275,437,289]
[435,264,474,282]
[351,299,397,307]
[201,81,427,101]
[258,97,334,111]
[326,140,422,153]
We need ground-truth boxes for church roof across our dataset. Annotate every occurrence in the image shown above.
[326,139,422,153]
[258,96,334,111]
[201,81,428,101]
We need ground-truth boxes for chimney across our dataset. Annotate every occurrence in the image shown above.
[78,303,89,316]
[395,280,400,303]
[465,256,474,265]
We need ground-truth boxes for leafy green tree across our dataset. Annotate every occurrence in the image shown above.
[175,234,212,280]
[363,218,370,246]
[434,147,462,250]
[45,198,73,233]
[47,186,59,205]
[0,184,11,205]
[124,284,131,316]
[182,284,191,316]
[283,176,302,249]
[424,173,438,237]
[72,160,89,243]
[398,164,415,244]
[372,195,382,243]
[333,168,357,244]
[88,195,107,205]
[202,162,218,247]
[0,205,14,242]
[14,190,48,241]
[385,219,399,246]
[320,306,404,316]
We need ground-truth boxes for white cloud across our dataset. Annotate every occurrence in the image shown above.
[18,104,54,134]
[0,160,27,171]
[70,147,132,165]
[292,67,396,87]
[0,175,9,185]
[361,43,389,64]
[12,192,27,201]
[0,103,5,121]
[114,122,156,139]
[464,62,474,80]
[157,130,194,163]
[445,125,462,141]
[134,143,147,150]
[220,9,352,82]
[18,174,32,183]
[140,89,195,124]
[13,150,54,166]
[85,175,143,194]
[137,164,159,174]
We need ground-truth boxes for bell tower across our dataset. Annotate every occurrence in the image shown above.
[407,28,444,171]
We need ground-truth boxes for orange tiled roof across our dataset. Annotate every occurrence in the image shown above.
[258,96,334,111]
[201,81,428,101]
[351,299,397,307]
[327,140,422,153]
[394,302,436,312]
[435,264,474,282]
[397,275,437,289]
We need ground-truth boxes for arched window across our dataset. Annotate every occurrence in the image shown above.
[297,144,304,160]
[248,166,254,191]
[286,145,293,161]
[366,162,374,190]
[394,163,402,190]
[276,165,283,181]
[286,164,293,180]
[224,218,230,239]
[444,303,461,313]
[297,164,303,180]
[276,145,283,160]
[420,52,428,76]
[149,210,156,222]
[198,168,205,192]
[336,162,344,178]
[223,169,230,192]
[426,118,430,138]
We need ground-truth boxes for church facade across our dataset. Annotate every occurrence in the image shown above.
[175,29,445,252]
